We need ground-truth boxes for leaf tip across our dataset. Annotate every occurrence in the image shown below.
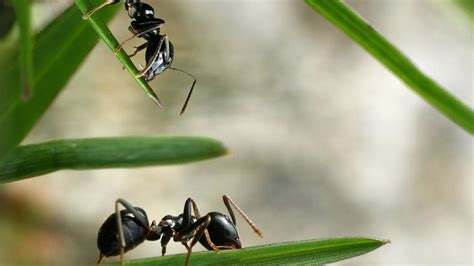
[381,239,391,245]
[148,93,164,109]
[222,148,232,156]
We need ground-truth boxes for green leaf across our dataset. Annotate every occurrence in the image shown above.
[455,0,474,19]
[0,0,15,40]
[75,0,163,108]
[0,4,119,163]
[12,0,34,99]
[305,0,474,134]
[104,238,389,265]
[0,136,228,183]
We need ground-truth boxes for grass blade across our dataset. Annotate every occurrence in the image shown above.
[0,4,119,163]
[11,0,34,99]
[75,0,163,108]
[104,238,389,265]
[0,136,227,183]
[305,0,474,134]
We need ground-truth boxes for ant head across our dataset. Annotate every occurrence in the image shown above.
[126,2,155,20]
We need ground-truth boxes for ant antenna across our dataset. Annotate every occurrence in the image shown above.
[169,67,197,115]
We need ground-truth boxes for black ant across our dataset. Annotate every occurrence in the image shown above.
[83,0,196,115]
[96,196,263,266]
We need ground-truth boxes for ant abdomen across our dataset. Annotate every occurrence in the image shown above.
[97,208,149,257]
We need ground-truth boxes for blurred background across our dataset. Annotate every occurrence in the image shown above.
[0,0,472,265]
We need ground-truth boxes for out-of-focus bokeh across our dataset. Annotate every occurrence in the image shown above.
[1,0,472,265]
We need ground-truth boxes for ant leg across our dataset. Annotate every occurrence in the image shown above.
[114,198,150,266]
[114,34,138,54]
[114,200,126,266]
[202,229,220,252]
[223,195,263,237]
[182,198,220,252]
[115,198,149,229]
[114,19,165,54]
[129,18,165,37]
[181,242,192,266]
[121,43,148,70]
[82,0,120,20]
[174,215,212,266]
[160,234,171,256]
[190,198,202,218]
[181,198,194,229]
[128,43,148,58]
[135,35,167,78]
[182,197,202,226]
[96,253,104,265]
[186,200,219,250]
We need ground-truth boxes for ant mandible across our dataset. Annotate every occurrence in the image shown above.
[96,195,263,266]
[83,0,196,115]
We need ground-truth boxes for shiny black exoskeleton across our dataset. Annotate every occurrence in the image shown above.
[97,203,160,259]
[83,0,196,114]
[197,212,243,250]
[96,196,262,266]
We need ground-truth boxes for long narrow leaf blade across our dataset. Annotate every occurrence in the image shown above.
[12,0,34,99]
[75,0,163,108]
[106,238,389,265]
[305,0,474,134]
[0,136,227,183]
[0,4,119,163]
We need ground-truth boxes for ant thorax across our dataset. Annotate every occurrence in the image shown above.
[159,215,180,228]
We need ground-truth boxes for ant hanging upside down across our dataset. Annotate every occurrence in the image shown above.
[96,196,263,266]
[83,0,197,115]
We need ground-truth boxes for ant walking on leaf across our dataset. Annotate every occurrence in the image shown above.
[96,195,263,265]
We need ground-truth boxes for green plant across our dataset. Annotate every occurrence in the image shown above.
[19,0,474,264]
[103,238,390,265]
[306,0,474,133]
[0,2,226,181]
